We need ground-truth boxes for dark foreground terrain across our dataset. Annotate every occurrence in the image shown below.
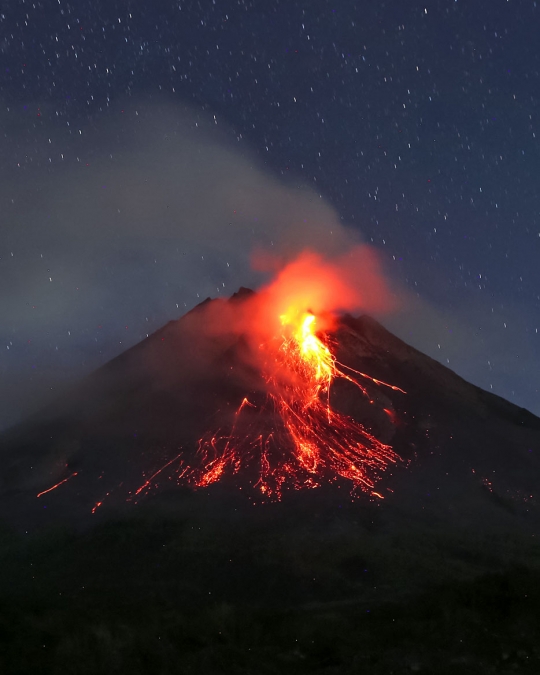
[1,487,540,674]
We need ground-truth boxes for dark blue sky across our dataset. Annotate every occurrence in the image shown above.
[1,0,539,427]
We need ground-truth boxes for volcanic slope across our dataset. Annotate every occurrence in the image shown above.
[1,287,539,536]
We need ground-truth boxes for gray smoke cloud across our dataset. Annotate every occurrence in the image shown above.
[1,98,537,430]
[0,100,365,429]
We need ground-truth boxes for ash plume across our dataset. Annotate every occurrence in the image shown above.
[0,100,377,428]
[2,97,535,432]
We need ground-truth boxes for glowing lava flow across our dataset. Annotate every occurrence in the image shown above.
[36,471,78,498]
[186,306,404,499]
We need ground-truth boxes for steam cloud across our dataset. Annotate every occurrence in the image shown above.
[1,98,537,428]
[0,100,391,429]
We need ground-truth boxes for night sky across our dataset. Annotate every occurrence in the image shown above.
[1,0,539,430]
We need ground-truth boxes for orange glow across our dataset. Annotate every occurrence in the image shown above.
[250,246,396,340]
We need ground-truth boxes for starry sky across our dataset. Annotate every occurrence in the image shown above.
[1,0,539,429]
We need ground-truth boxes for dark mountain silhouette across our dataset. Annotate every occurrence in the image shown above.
[1,287,539,535]
[1,289,540,673]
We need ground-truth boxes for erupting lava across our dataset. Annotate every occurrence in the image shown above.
[140,246,404,501]
[187,299,403,499]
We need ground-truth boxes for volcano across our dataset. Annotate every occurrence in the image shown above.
[1,289,540,672]
[1,287,539,533]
